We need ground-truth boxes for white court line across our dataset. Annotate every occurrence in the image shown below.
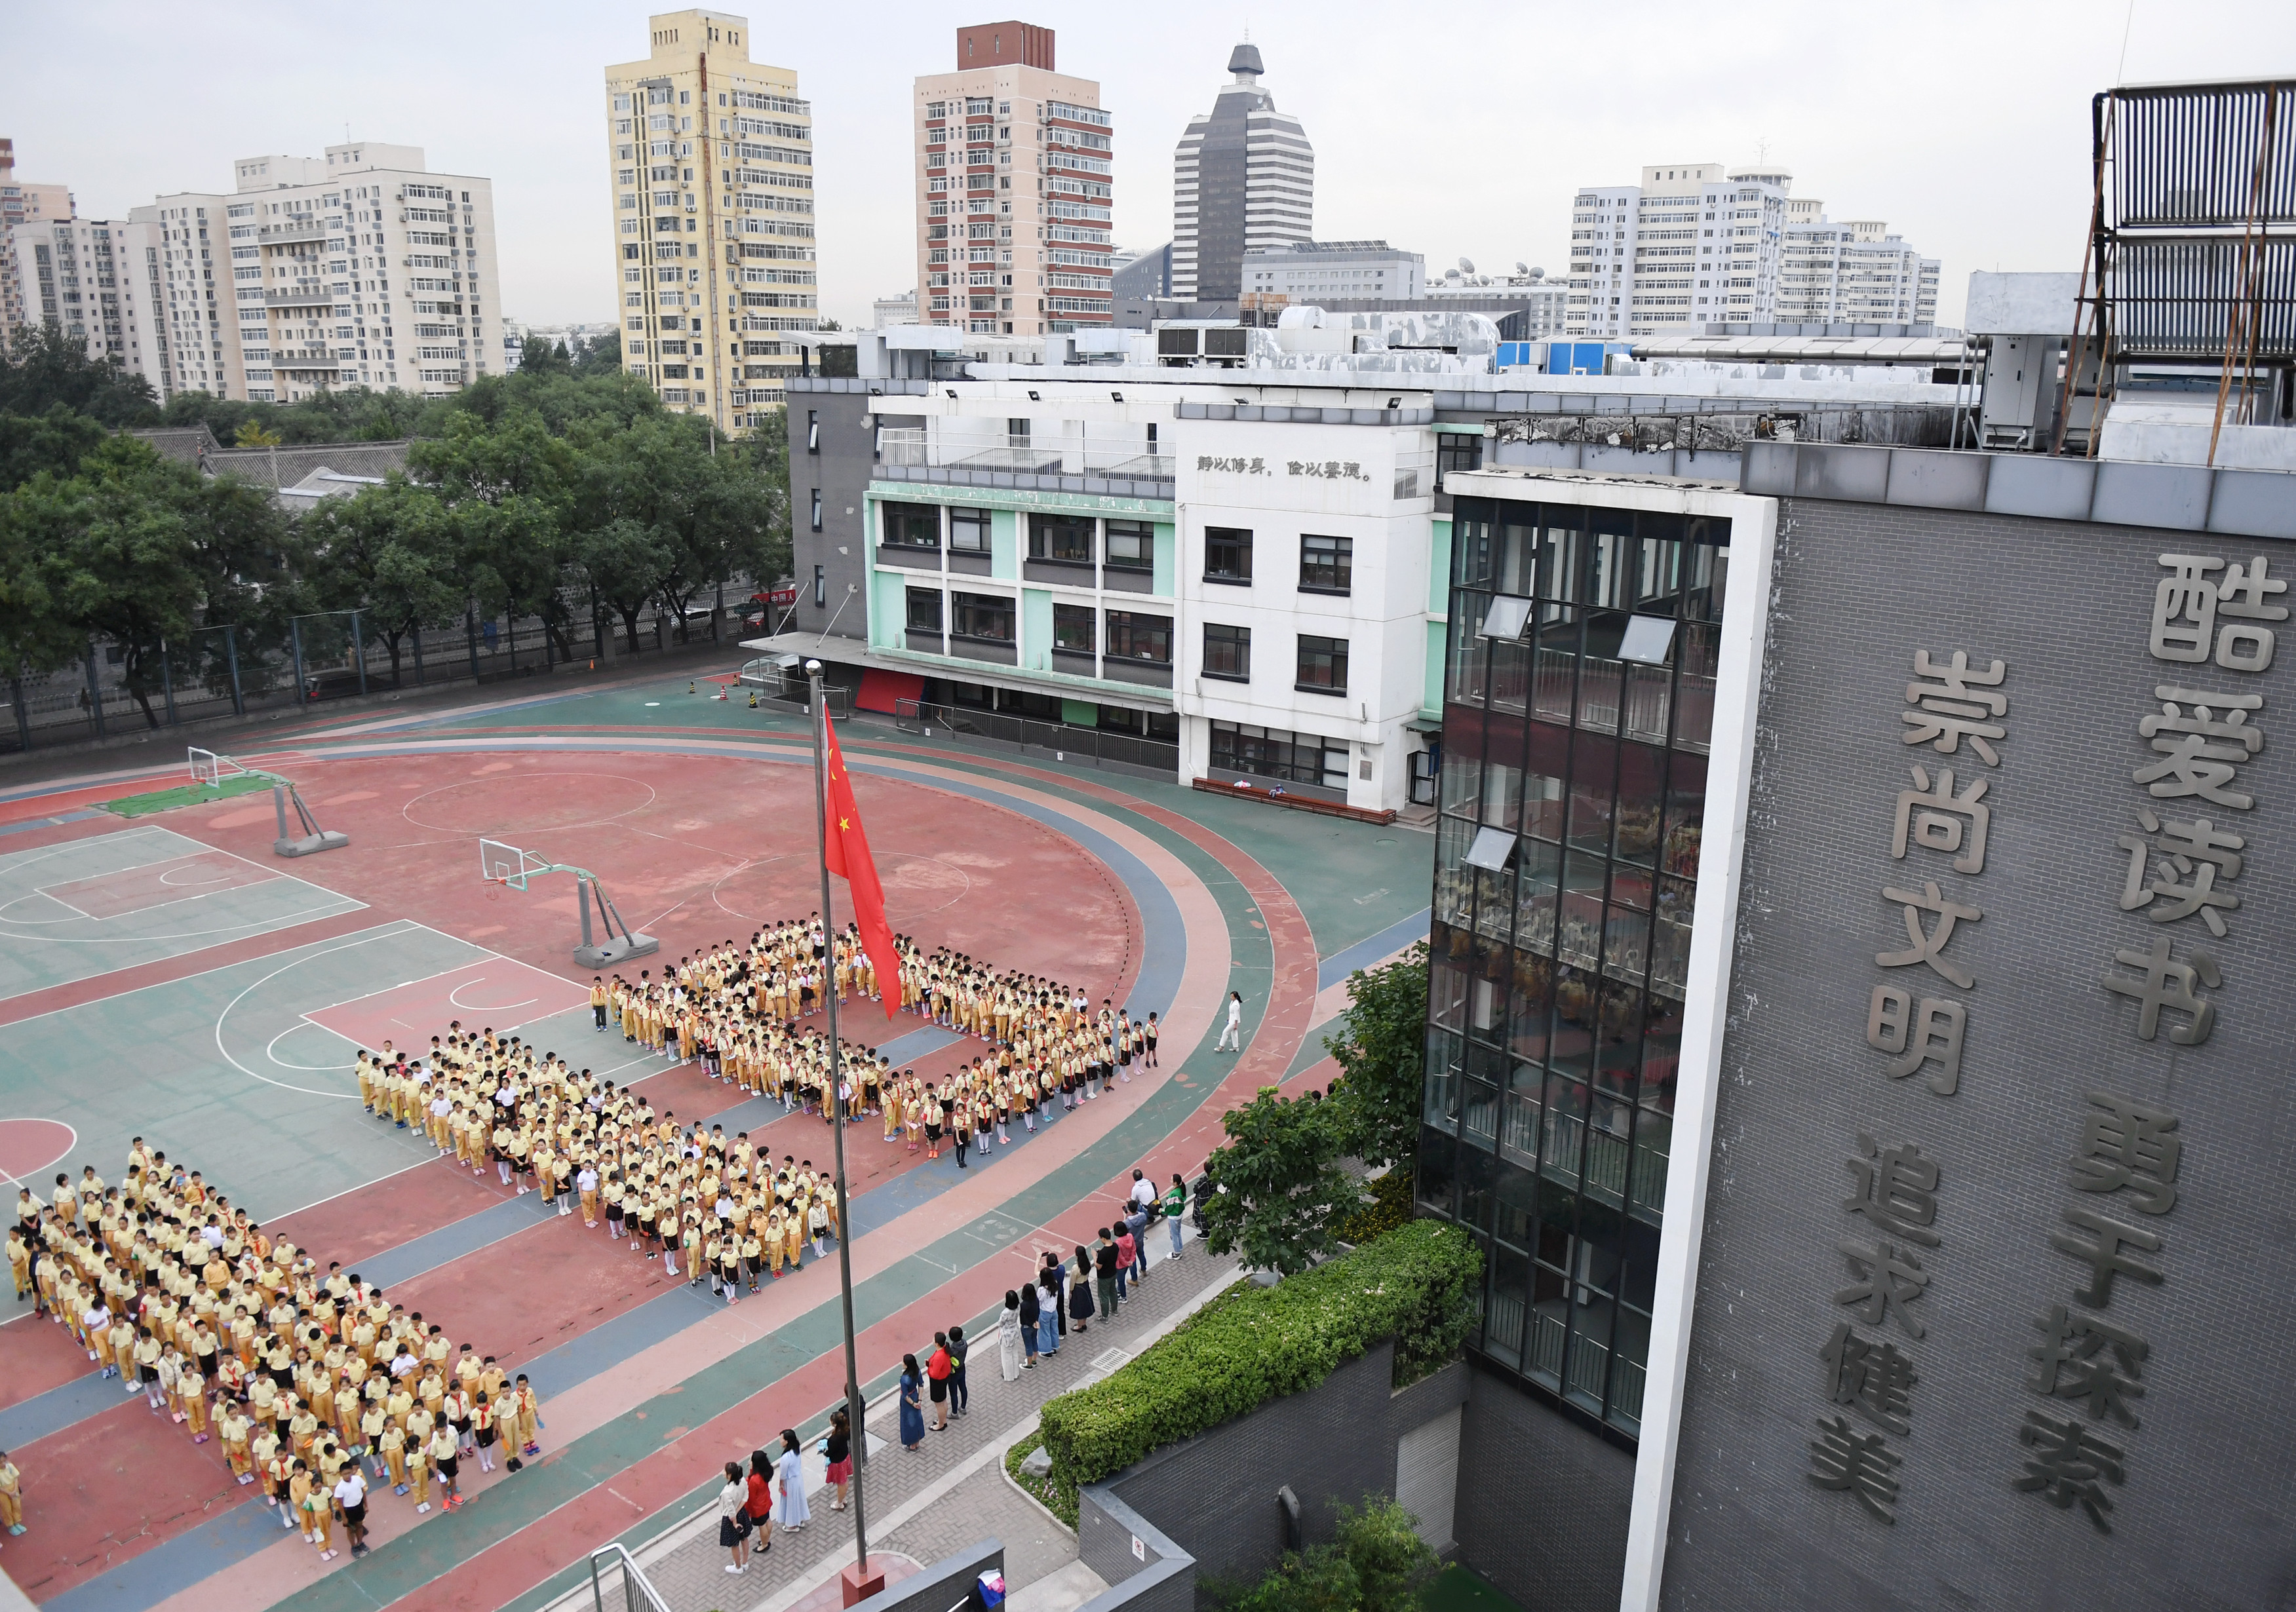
[0,916,417,1032]
[16,853,277,929]
[0,889,91,924]
[0,831,365,947]
[212,922,428,1100]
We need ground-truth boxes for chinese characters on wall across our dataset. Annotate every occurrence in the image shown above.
[2101,554,2284,1041]
[2008,1092,2184,1533]
[1196,455,1268,475]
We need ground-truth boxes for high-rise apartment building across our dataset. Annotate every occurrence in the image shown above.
[914,21,1112,335]
[1775,202,1939,325]
[3,216,169,393]
[1,138,75,351]
[608,9,817,434]
[1566,163,1941,338]
[132,143,500,404]
[1566,163,1785,339]
[1171,44,1313,301]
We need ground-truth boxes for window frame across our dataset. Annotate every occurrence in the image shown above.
[1203,526,1253,585]
[1052,602,1096,653]
[1299,532,1354,595]
[879,501,943,550]
[1104,518,1154,572]
[904,586,943,634]
[1105,609,1173,666]
[1295,634,1350,695]
[1028,511,1095,567]
[1202,621,1251,682]
[949,590,1015,643]
[947,506,991,552]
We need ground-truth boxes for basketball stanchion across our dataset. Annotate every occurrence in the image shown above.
[187,746,348,858]
[479,838,659,967]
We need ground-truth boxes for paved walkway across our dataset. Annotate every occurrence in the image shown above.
[591,1233,1241,1612]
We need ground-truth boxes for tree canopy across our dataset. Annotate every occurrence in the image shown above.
[0,332,791,723]
[1197,1087,1367,1276]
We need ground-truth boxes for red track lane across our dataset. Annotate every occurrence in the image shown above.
[262,1157,512,1271]
[3,1388,250,1602]
[0,1308,104,1410]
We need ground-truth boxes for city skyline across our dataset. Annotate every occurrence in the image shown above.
[5,0,2291,333]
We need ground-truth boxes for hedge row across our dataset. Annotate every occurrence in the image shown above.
[1333,1168,1414,1246]
[1036,1218,1481,1492]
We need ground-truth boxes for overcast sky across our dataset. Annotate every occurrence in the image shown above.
[8,1,2291,331]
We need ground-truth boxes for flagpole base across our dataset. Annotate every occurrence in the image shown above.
[574,932,659,968]
[841,1560,889,1607]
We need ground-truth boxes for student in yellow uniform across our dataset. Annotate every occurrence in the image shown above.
[0,1451,22,1536]
[220,1404,255,1484]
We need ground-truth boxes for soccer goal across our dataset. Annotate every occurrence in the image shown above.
[187,747,252,788]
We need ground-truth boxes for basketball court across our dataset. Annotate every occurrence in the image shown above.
[0,706,1431,1612]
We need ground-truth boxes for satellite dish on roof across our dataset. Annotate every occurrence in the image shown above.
[1458,256,1475,274]
[1515,261,1528,275]
[1528,266,1544,280]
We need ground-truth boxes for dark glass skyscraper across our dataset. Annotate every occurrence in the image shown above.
[1420,490,1730,1446]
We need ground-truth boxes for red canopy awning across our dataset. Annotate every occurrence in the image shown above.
[856,668,925,715]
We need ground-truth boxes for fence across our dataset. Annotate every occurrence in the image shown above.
[0,587,763,758]
[585,1545,672,1612]
[893,697,1179,777]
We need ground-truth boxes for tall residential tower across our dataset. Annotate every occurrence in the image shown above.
[914,22,1112,335]
[1,138,75,350]
[133,143,499,403]
[1171,43,1313,301]
[606,9,817,434]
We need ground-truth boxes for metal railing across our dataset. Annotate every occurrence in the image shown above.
[894,697,1178,775]
[587,1545,674,1612]
[878,427,1172,479]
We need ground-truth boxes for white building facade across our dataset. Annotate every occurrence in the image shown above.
[1566,163,1785,339]
[3,216,169,394]
[134,142,501,403]
[1241,240,1424,303]
[1775,211,1939,325]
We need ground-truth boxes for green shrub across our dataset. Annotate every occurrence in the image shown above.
[1004,1432,1079,1528]
[1036,1219,1480,1499]
[1334,1168,1413,1246]
[1213,1497,1436,1612]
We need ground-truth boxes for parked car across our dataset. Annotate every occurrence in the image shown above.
[302,668,364,701]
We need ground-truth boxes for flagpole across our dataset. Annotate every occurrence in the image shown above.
[806,659,872,1592]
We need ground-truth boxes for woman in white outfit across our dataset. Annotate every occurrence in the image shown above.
[776,1428,811,1531]
[998,1290,1025,1381]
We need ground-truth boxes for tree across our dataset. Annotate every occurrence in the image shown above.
[572,328,623,377]
[5,437,290,726]
[0,406,107,493]
[1197,1089,1367,1277]
[518,337,572,376]
[234,418,284,448]
[1325,942,1429,1170]
[302,478,463,683]
[0,324,158,425]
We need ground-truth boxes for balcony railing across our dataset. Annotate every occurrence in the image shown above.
[265,284,335,307]
[258,220,327,246]
[879,427,1171,480]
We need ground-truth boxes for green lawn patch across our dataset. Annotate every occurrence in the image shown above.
[1418,1563,1527,1612]
[104,771,274,818]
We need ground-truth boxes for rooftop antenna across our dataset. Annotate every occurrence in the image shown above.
[2114,0,2137,82]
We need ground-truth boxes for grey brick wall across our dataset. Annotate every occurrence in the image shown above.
[1085,1343,1471,1609]
[1452,1364,1635,1612]
[787,390,877,642]
[1660,495,2296,1610]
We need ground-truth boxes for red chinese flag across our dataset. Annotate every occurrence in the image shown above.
[821,712,903,1018]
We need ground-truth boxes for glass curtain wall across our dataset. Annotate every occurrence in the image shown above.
[1419,493,1730,1447]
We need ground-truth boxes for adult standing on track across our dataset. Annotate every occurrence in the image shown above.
[747,1449,775,1553]
[1165,1174,1188,1261]
[948,1324,971,1419]
[1070,1245,1096,1334]
[899,1355,925,1451]
[1217,991,1243,1052]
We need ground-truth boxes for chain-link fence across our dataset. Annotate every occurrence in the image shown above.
[0,584,768,757]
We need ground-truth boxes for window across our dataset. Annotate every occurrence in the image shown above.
[1106,611,1171,665]
[1296,635,1349,694]
[1203,623,1251,681]
[809,489,822,531]
[1300,533,1353,594]
[813,564,825,607]
[880,502,941,548]
[1209,721,1348,789]
[1028,512,1093,564]
[948,507,990,552]
[1204,526,1253,584]
[1053,603,1096,653]
[807,408,819,453]
[1104,518,1153,571]
[905,587,943,634]
[951,592,1013,642]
